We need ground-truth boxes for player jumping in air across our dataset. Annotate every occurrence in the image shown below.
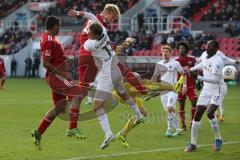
[83,21,144,149]
[65,4,148,138]
[31,16,86,150]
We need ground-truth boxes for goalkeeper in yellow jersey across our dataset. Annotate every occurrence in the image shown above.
[114,72,185,148]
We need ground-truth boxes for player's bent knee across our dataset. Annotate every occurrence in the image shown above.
[167,107,175,113]
[117,92,129,101]
[93,99,104,112]
[207,112,215,119]
[194,105,206,121]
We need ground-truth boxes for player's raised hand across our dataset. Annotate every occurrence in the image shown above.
[67,9,77,17]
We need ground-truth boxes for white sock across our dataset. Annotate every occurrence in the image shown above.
[167,112,175,131]
[172,112,180,130]
[191,120,201,145]
[125,97,143,119]
[219,102,224,116]
[96,109,113,138]
[209,117,222,140]
[88,96,92,103]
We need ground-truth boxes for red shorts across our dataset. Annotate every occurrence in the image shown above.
[46,73,87,106]
[78,50,98,88]
[0,72,6,78]
[178,86,197,101]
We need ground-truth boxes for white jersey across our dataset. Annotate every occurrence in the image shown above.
[84,26,118,74]
[153,59,183,85]
[201,53,227,94]
[199,50,236,65]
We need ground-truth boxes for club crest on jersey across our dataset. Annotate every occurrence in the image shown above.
[44,50,51,56]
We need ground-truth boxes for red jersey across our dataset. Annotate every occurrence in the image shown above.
[175,55,196,87]
[0,58,6,73]
[40,32,65,77]
[79,14,108,55]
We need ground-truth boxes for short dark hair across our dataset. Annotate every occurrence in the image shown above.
[177,42,189,53]
[208,40,219,49]
[88,21,103,37]
[45,16,60,30]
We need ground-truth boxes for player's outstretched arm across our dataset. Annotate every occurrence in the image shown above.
[67,9,96,20]
[189,62,203,72]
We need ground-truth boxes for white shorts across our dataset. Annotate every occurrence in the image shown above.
[96,74,125,94]
[160,91,178,111]
[197,89,226,106]
[94,60,125,101]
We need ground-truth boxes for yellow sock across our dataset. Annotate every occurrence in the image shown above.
[144,80,174,91]
[121,116,138,137]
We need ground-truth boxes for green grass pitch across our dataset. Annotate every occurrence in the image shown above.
[0,78,239,160]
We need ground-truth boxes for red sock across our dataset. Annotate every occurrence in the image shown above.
[118,63,147,95]
[179,110,186,128]
[38,118,52,135]
[1,79,5,88]
[190,107,196,125]
[69,108,79,129]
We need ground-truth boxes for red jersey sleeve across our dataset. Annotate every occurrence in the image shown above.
[42,41,54,60]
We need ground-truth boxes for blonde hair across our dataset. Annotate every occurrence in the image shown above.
[161,45,172,53]
[103,4,121,17]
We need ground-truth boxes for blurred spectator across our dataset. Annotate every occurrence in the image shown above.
[181,26,190,39]
[138,12,144,32]
[192,45,204,57]
[154,33,163,44]
[167,31,175,46]
[32,55,41,77]
[24,56,32,78]
[11,57,17,77]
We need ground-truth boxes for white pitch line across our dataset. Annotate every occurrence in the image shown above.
[64,141,240,160]
[0,97,239,105]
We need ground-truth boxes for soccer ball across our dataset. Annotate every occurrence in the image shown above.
[222,65,238,80]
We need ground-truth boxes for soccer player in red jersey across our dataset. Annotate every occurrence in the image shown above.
[65,4,147,137]
[31,16,86,150]
[0,57,6,89]
[175,42,197,130]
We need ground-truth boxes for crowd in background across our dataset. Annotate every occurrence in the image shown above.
[0,28,32,55]
[37,0,139,25]
[181,0,240,37]
[107,27,215,57]
[0,0,27,19]
[181,0,211,19]
[202,0,240,37]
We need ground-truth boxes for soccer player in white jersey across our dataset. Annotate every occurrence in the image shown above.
[198,50,240,122]
[84,21,144,149]
[185,40,227,152]
[151,45,185,137]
